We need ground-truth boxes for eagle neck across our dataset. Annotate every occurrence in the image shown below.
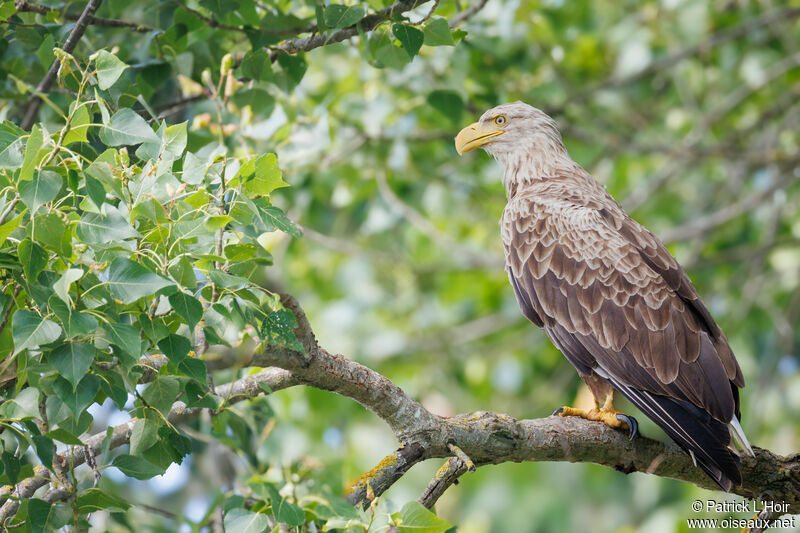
[499,142,572,199]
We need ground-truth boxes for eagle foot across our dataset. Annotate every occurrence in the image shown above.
[552,406,638,440]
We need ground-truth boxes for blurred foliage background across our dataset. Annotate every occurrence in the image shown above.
[1,0,799,531]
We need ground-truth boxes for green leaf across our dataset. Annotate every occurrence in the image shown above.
[18,238,47,283]
[63,104,91,145]
[111,454,165,480]
[232,88,275,115]
[0,213,23,245]
[99,108,159,146]
[76,205,140,243]
[168,291,203,330]
[45,428,84,446]
[169,256,197,288]
[1,451,20,483]
[240,48,273,81]
[50,297,98,339]
[52,374,99,416]
[130,416,160,454]
[141,376,180,416]
[0,2,18,21]
[223,509,270,533]
[324,4,365,29]
[53,268,83,304]
[265,484,305,526]
[206,270,248,290]
[0,120,25,169]
[76,487,131,513]
[35,211,72,257]
[243,153,289,197]
[261,308,304,353]
[178,357,207,383]
[19,169,61,213]
[377,44,411,69]
[157,334,191,365]
[32,434,54,468]
[107,258,173,305]
[255,202,302,238]
[423,18,454,46]
[20,125,43,181]
[395,501,453,533]
[101,322,142,358]
[28,499,71,532]
[49,342,96,389]
[95,50,129,90]
[0,386,39,419]
[12,310,62,355]
[427,90,463,123]
[393,24,424,58]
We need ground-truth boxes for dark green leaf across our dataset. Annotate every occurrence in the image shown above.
[130,416,160,454]
[178,357,207,383]
[232,88,275,115]
[324,4,364,28]
[168,291,203,330]
[255,202,302,238]
[52,374,99,416]
[50,297,98,339]
[111,454,166,480]
[19,170,61,214]
[107,258,173,305]
[393,24,424,58]
[12,309,61,355]
[18,238,48,283]
[28,499,71,532]
[76,487,131,513]
[240,49,273,81]
[141,376,180,416]
[157,334,191,365]
[49,342,96,389]
[32,434,54,468]
[101,322,143,358]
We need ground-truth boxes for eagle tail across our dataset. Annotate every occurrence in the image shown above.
[729,416,754,457]
[608,379,741,491]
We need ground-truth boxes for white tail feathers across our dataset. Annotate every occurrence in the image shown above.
[729,416,755,457]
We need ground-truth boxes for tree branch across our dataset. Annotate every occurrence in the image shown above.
[13,1,158,33]
[19,0,103,130]
[2,294,798,526]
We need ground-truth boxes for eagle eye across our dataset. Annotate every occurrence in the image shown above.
[494,115,507,126]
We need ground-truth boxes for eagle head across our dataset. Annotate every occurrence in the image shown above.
[454,101,563,159]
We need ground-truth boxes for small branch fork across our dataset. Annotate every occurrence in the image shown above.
[1,294,798,526]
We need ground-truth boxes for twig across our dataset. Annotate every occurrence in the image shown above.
[448,0,488,27]
[418,456,468,509]
[13,1,158,32]
[20,0,104,130]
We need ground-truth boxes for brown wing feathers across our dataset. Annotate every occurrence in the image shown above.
[504,183,745,490]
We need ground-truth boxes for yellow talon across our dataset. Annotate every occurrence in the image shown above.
[553,392,638,439]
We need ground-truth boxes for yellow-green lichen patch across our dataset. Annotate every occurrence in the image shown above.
[344,453,399,496]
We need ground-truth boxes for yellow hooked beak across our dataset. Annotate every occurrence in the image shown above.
[454,122,504,155]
